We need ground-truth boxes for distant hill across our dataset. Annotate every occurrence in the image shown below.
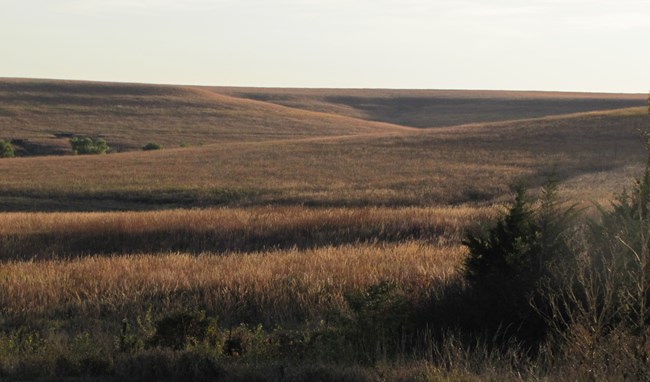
[0,106,647,211]
[1,78,648,210]
[208,87,646,128]
[0,79,410,156]
[0,79,645,157]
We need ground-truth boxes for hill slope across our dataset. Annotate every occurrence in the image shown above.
[209,87,646,128]
[0,107,646,211]
[0,79,410,155]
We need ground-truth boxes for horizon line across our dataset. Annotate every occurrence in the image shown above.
[1,75,647,96]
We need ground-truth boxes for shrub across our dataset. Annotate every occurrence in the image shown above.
[0,139,15,158]
[142,142,163,151]
[70,137,108,154]
[462,180,575,341]
[339,281,412,362]
[540,136,650,379]
[148,311,221,350]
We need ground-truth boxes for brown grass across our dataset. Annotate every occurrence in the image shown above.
[1,79,644,156]
[210,86,647,128]
[0,79,410,154]
[0,107,646,210]
[0,206,492,259]
[0,241,465,326]
[1,78,648,379]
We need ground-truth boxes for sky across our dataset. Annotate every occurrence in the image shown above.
[2,0,649,93]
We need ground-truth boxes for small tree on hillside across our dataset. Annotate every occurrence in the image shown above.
[0,140,15,158]
[142,142,163,151]
[70,137,108,154]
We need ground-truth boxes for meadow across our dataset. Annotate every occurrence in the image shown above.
[0,79,648,380]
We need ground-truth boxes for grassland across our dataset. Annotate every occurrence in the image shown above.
[0,78,648,380]
[0,79,409,155]
[211,86,646,127]
[1,98,647,211]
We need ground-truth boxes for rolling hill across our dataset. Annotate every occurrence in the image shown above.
[0,79,411,156]
[0,105,647,210]
[208,86,646,128]
[0,78,647,211]
[0,79,649,381]
[0,79,645,156]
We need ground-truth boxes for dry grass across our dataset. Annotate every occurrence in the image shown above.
[0,107,646,210]
[0,241,465,326]
[211,86,646,128]
[1,79,646,211]
[0,79,644,157]
[1,79,648,379]
[0,79,409,154]
[0,206,492,259]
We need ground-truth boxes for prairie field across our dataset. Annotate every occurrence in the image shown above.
[0,78,649,380]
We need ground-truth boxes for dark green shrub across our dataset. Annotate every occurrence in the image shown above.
[118,319,145,353]
[53,332,114,378]
[0,140,14,158]
[148,311,220,350]
[462,181,575,341]
[337,281,413,362]
[143,142,163,151]
[70,136,108,154]
[222,324,267,359]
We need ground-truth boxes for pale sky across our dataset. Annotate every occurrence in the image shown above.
[3,0,649,92]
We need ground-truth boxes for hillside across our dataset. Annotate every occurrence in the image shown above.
[0,78,647,210]
[209,87,646,128]
[0,79,409,155]
[0,107,646,211]
[1,79,649,380]
[0,79,645,157]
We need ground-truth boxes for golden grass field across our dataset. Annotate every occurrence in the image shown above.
[0,81,648,211]
[0,78,648,379]
[0,241,465,326]
[0,78,647,316]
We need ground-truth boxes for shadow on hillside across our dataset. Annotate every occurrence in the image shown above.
[0,223,450,262]
[0,159,631,213]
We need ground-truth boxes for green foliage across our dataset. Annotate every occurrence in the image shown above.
[462,180,575,339]
[222,323,267,359]
[54,332,113,378]
[148,311,220,350]
[142,142,163,151]
[339,281,412,362]
[463,184,541,288]
[0,139,15,158]
[70,136,108,154]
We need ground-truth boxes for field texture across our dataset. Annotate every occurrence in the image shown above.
[0,78,648,380]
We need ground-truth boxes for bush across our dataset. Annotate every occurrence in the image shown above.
[540,136,650,379]
[148,311,221,350]
[143,142,163,151]
[0,140,15,158]
[70,137,108,154]
[337,281,413,362]
[462,181,575,341]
